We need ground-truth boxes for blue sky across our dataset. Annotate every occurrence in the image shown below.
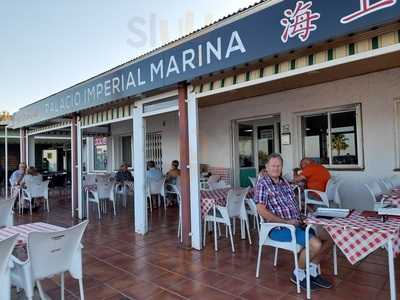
[0,0,258,113]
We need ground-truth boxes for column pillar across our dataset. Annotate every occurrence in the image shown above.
[71,115,78,218]
[77,118,83,219]
[5,126,8,199]
[187,90,202,250]
[133,103,147,234]
[19,128,26,163]
[27,135,35,167]
[178,83,191,248]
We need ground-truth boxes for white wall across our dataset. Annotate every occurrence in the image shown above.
[111,119,133,170]
[146,111,180,173]
[197,67,400,178]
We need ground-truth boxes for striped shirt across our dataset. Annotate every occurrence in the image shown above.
[254,176,299,220]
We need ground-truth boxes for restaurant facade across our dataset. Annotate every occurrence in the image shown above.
[6,0,400,250]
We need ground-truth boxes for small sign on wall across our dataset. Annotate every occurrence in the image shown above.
[281,124,290,134]
[281,133,291,145]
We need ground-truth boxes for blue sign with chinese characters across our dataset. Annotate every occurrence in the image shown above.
[12,0,400,127]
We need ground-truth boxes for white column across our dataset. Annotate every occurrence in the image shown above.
[86,137,94,172]
[187,91,202,250]
[27,135,35,167]
[111,135,116,171]
[77,119,83,219]
[4,126,8,199]
[25,134,29,166]
[133,103,147,234]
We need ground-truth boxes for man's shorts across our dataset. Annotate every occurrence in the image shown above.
[269,225,315,247]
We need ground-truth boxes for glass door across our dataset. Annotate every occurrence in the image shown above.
[238,124,256,187]
[235,117,280,187]
[256,125,275,171]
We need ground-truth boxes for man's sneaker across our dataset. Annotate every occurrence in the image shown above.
[290,274,319,291]
[310,275,333,289]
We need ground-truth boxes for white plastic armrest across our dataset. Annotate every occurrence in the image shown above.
[304,189,329,206]
[261,222,296,232]
[10,255,28,267]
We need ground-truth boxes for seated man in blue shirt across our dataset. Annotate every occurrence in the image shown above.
[255,153,333,291]
[146,161,163,181]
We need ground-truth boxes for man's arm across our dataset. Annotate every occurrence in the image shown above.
[293,174,306,183]
[257,204,298,225]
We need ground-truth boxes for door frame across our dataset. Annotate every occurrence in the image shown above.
[232,113,281,187]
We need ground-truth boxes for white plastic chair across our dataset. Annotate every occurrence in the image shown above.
[364,180,385,210]
[0,198,16,228]
[256,221,302,293]
[380,177,393,193]
[26,180,49,212]
[209,180,231,190]
[203,188,251,253]
[304,178,337,214]
[169,184,183,242]
[146,181,153,213]
[111,181,131,215]
[149,178,165,209]
[0,235,18,300]
[41,180,50,212]
[248,177,257,187]
[389,175,400,188]
[10,221,89,300]
[109,182,119,216]
[86,189,101,219]
[20,189,33,215]
[245,198,260,233]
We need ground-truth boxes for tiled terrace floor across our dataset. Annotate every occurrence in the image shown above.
[12,193,399,300]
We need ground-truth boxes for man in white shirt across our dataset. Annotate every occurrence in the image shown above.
[10,162,26,187]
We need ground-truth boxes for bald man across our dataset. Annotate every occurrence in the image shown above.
[295,158,330,192]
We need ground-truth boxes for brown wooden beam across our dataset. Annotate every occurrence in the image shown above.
[178,82,191,248]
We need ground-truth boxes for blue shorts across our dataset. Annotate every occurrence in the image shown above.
[269,225,315,247]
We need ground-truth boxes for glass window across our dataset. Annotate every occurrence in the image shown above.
[42,150,58,172]
[94,137,108,171]
[303,114,329,165]
[122,136,132,167]
[331,111,358,165]
[301,105,362,168]
[238,124,254,168]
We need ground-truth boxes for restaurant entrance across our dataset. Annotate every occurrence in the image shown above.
[234,115,281,187]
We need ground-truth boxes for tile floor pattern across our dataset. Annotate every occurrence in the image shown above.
[10,192,400,300]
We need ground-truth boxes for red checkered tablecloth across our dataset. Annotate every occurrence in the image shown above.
[0,222,65,246]
[306,211,400,264]
[200,188,254,219]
